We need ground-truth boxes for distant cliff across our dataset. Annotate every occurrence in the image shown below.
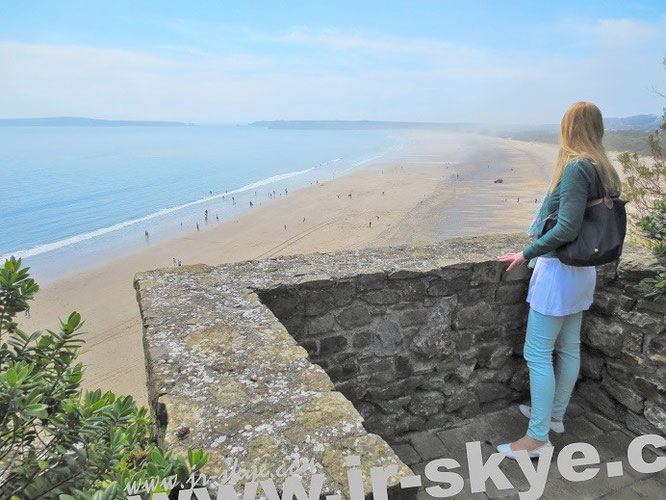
[0,117,191,127]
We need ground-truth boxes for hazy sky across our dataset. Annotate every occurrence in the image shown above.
[1,1,665,124]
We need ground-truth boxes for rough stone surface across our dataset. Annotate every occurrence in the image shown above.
[134,234,664,498]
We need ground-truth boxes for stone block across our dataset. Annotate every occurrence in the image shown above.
[300,340,318,356]
[355,272,387,291]
[409,390,445,416]
[634,373,666,405]
[577,380,623,420]
[360,289,401,305]
[497,303,528,326]
[445,389,478,412]
[319,335,348,356]
[372,317,404,356]
[635,296,666,315]
[433,266,472,280]
[582,315,624,357]
[580,348,605,380]
[601,376,644,413]
[625,409,660,436]
[394,279,427,302]
[456,285,496,306]
[647,336,666,365]
[394,355,415,377]
[335,379,369,401]
[473,366,513,384]
[415,374,446,392]
[399,308,430,327]
[331,280,356,307]
[617,309,664,336]
[453,302,495,329]
[395,414,427,435]
[352,330,372,348]
[501,264,531,281]
[359,357,394,375]
[369,370,396,385]
[604,358,632,383]
[476,382,513,403]
[377,396,411,414]
[410,297,457,358]
[364,413,397,439]
[453,358,477,382]
[494,282,527,304]
[336,305,372,328]
[367,378,418,401]
[306,313,336,336]
[471,261,504,284]
[304,290,334,316]
[485,344,514,369]
[426,278,465,296]
[590,289,620,316]
[617,246,664,283]
[644,402,666,434]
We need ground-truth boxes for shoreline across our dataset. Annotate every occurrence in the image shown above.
[16,131,582,404]
[13,137,405,285]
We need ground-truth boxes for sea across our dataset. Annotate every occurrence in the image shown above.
[0,125,403,282]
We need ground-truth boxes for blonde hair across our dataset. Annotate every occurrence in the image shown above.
[548,101,622,197]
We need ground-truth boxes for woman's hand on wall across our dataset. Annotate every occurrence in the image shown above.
[497,251,527,272]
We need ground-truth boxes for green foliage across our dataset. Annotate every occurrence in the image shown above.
[0,259,207,499]
[634,199,666,297]
[0,257,39,340]
[618,58,666,297]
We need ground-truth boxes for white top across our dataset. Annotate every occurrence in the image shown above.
[526,256,597,316]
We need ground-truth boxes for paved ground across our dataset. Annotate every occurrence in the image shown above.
[390,404,665,499]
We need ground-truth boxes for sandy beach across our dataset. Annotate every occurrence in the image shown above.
[18,130,628,405]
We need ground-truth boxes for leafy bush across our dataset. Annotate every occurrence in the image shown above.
[0,257,207,499]
[618,55,666,296]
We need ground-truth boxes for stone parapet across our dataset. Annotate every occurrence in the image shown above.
[133,232,664,498]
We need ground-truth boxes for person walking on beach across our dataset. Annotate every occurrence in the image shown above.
[196,223,200,232]
[496,101,622,459]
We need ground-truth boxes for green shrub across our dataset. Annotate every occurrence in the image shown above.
[0,257,207,499]
[618,54,666,297]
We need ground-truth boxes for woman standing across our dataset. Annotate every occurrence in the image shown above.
[496,101,622,458]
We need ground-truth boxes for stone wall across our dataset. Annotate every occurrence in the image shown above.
[258,263,532,442]
[577,245,666,436]
[134,233,665,498]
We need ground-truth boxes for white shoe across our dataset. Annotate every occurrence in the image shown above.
[497,440,553,460]
[519,404,565,433]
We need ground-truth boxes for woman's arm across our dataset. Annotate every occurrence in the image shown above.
[522,160,593,260]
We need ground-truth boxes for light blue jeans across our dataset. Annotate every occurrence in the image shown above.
[523,306,583,441]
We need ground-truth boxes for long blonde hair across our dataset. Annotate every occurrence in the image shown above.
[548,101,621,197]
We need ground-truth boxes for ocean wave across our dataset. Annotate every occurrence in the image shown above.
[1,166,317,260]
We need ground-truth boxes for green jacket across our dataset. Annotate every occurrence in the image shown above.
[523,158,603,261]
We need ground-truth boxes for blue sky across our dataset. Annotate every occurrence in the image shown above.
[1,1,665,123]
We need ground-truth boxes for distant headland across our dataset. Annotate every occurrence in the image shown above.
[250,115,660,132]
[0,117,192,127]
